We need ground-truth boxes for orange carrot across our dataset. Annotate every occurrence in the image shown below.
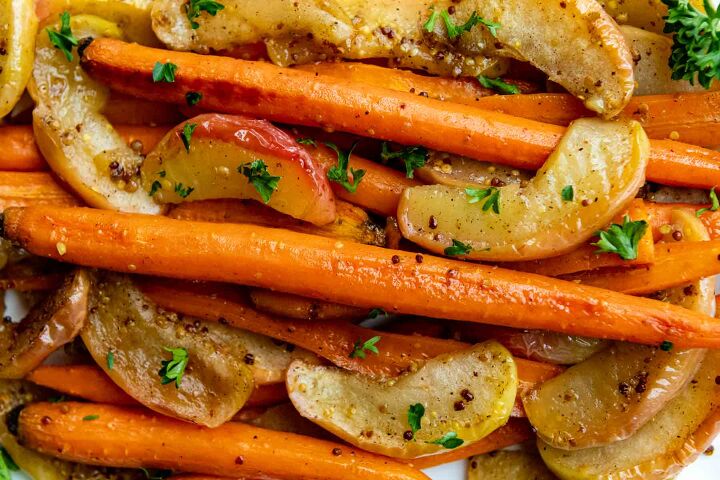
[4,205,720,348]
[303,63,720,146]
[26,364,288,408]
[0,125,167,171]
[646,202,720,240]
[81,38,720,189]
[19,402,429,480]
[0,172,80,211]
[560,240,720,294]
[507,199,655,276]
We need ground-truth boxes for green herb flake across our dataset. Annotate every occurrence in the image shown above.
[325,141,365,193]
[660,340,674,351]
[427,431,464,449]
[0,447,18,472]
[465,186,500,214]
[368,308,386,319]
[185,91,203,106]
[696,187,719,216]
[174,183,195,199]
[152,62,178,83]
[159,347,189,388]
[423,5,439,32]
[441,10,500,39]
[662,0,720,88]
[477,75,520,95]
[239,159,281,203]
[444,239,472,256]
[561,185,574,202]
[179,123,197,153]
[592,216,648,260]
[185,0,225,29]
[407,403,425,435]
[149,180,162,197]
[82,414,100,421]
[380,143,428,178]
[107,351,115,370]
[296,137,317,147]
[46,12,79,62]
[349,336,381,359]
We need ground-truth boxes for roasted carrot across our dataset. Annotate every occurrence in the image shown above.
[19,402,429,480]
[26,364,288,408]
[560,240,720,294]
[170,199,386,247]
[81,38,720,189]
[4,205,720,347]
[507,199,655,276]
[0,172,80,211]
[302,63,720,146]
[0,124,167,171]
[248,288,369,322]
[646,202,720,240]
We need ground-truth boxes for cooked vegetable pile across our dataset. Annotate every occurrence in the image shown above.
[0,0,719,479]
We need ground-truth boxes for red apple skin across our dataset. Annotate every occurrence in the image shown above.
[142,113,337,226]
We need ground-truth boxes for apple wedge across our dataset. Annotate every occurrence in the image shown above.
[398,118,649,261]
[29,14,162,214]
[0,0,37,118]
[287,340,517,459]
[141,114,336,226]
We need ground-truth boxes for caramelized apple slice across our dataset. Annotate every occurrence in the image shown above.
[142,114,336,225]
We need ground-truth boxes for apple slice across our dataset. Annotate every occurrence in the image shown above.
[141,114,336,226]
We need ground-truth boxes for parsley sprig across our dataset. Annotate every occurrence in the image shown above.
[47,12,78,62]
[159,347,189,388]
[380,143,428,178]
[477,75,519,95]
[465,187,500,213]
[239,160,281,203]
[696,186,719,216]
[592,216,648,260]
[349,336,381,359]
[444,239,472,256]
[185,0,225,29]
[152,62,178,83]
[407,403,425,435]
[326,142,365,193]
[427,431,464,449]
[663,0,720,88]
[424,7,500,38]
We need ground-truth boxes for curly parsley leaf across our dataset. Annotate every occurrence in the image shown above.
[239,160,281,203]
[696,187,719,216]
[465,186,500,214]
[407,403,425,435]
[349,336,381,359]
[444,239,472,256]
[592,216,648,260]
[441,10,500,39]
[47,12,79,62]
[427,431,464,449]
[185,91,203,106]
[561,185,574,202]
[380,143,428,178]
[152,62,178,83]
[477,75,520,95]
[325,141,365,193]
[159,347,189,388]
[185,0,225,29]
[662,0,720,89]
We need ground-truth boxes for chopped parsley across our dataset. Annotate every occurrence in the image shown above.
[407,403,425,435]
[368,308,386,319]
[82,414,99,421]
[349,336,381,359]
[477,75,520,95]
[179,123,197,152]
[592,216,648,260]
[427,431,464,449]
[159,347,189,388]
[325,141,365,193]
[185,0,225,29]
[662,0,720,88]
[465,186,500,213]
[239,159,281,203]
[152,62,178,83]
[380,143,428,179]
[696,187,719,216]
[46,12,78,62]
[149,180,162,197]
[185,91,203,106]
[444,239,472,256]
[107,351,114,370]
[296,137,317,147]
[660,340,674,351]
[441,10,500,39]
[561,185,574,202]
[174,183,194,198]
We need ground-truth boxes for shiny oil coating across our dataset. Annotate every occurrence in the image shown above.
[0,0,37,118]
